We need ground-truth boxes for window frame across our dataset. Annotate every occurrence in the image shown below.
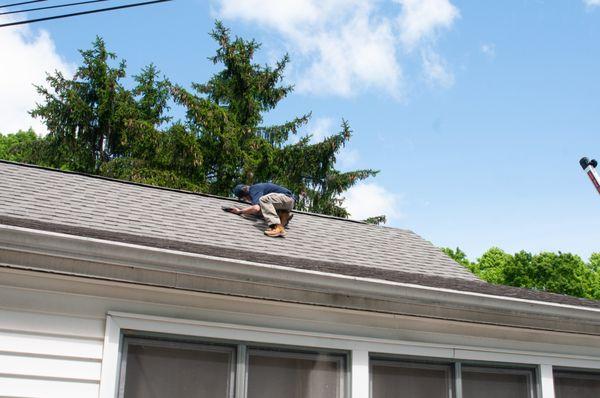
[370,355,538,398]
[552,367,600,398]
[553,367,600,379]
[460,363,537,398]
[116,333,349,398]
[246,346,348,398]
[98,311,600,398]
[370,357,455,398]
[117,336,238,398]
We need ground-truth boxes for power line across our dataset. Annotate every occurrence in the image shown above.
[1,0,116,15]
[0,0,172,27]
[0,0,47,9]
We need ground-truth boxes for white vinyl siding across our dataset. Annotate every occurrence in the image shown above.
[1,269,600,398]
[0,376,100,397]
[0,329,103,359]
[0,309,105,398]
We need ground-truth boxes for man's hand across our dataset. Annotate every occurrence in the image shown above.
[230,205,260,216]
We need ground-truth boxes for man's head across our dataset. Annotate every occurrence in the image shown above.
[233,184,250,201]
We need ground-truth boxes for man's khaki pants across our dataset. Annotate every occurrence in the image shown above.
[259,193,294,226]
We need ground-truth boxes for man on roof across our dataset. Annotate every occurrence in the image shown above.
[230,182,295,237]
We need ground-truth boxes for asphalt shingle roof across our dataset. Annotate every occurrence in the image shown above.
[0,160,477,281]
[2,160,600,310]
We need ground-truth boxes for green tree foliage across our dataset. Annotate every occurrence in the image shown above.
[0,130,39,162]
[4,23,381,220]
[31,37,132,173]
[443,247,600,300]
[589,253,600,272]
[99,65,205,191]
[475,247,512,285]
[503,251,597,298]
[364,215,388,225]
[173,22,379,217]
[442,247,473,269]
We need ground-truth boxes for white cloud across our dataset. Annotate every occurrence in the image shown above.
[217,0,322,32]
[481,43,496,58]
[215,0,459,98]
[337,148,360,169]
[584,0,600,7]
[421,48,454,88]
[395,0,460,49]
[343,182,403,222]
[295,12,402,97]
[309,117,334,143]
[0,17,73,135]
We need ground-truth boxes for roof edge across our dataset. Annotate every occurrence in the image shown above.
[0,159,371,225]
[2,223,600,329]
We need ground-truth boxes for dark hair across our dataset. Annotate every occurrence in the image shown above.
[233,184,249,198]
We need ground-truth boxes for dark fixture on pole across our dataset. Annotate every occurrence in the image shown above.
[580,157,600,196]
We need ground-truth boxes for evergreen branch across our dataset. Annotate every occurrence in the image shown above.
[363,215,387,225]
[258,112,311,144]
[170,85,230,130]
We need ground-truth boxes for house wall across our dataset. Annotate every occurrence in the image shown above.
[1,267,600,398]
[0,308,104,397]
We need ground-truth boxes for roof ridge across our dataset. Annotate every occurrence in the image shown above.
[0,159,374,226]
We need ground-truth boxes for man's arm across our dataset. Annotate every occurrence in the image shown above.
[231,205,260,215]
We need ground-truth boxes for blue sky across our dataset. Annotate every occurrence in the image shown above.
[2,0,600,260]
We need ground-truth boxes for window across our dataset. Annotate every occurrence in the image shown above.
[247,349,346,398]
[119,338,235,398]
[118,336,347,398]
[462,365,535,398]
[554,369,600,398]
[371,358,536,398]
[371,360,453,398]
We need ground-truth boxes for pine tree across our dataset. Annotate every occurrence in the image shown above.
[31,37,134,173]
[28,38,205,190]
[20,23,383,221]
[173,21,379,217]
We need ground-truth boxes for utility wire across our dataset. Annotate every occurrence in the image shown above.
[0,0,172,27]
[1,0,116,15]
[0,0,47,9]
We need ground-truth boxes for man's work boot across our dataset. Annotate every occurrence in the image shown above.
[265,224,286,237]
[277,210,293,227]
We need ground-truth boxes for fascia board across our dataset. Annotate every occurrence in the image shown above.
[1,224,600,327]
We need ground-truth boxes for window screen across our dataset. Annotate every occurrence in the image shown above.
[120,339,235,398]
[246,349,346,398]
[371,360,453,398]
[462,366,535,398]
[554,370,600,398]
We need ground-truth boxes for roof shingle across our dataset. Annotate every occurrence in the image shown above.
[3,160,600,310]
[0,161,478,281]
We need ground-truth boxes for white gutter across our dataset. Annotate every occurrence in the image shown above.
[0,224,599,326]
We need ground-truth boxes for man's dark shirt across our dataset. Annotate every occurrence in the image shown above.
[248,183,295,205]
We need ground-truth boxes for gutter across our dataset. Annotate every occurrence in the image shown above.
[1,224,599,334]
